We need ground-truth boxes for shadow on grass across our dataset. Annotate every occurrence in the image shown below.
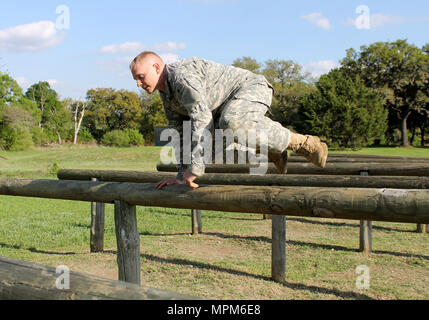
[202,232,429,261]
[0,242,77,255]
[287,217,419,233]
[101,249,373,300]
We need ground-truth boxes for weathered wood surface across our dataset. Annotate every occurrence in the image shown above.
[192,209,202,234]
[359,171,372,253]
[0,256,198,300]
[90,178,105,253]
[271,215,286,283]
[359,220,373,253]
[157,162,429,176]
[317,153,429,161]
[1,178,429,224]
[58,169,429,189]
[417,224,428,233]
[114,201,140,285]
[290,156,429,163]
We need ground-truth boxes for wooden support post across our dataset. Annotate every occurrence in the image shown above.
[90,178,105,253]
[359,220,373,253]
[417,224,427,234]
[191,209,202,234]
[114,200,140,285]
[271,215,286,283]
[359,171,372,253]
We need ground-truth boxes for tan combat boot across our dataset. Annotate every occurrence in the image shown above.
[288,133,328,168]
[268,150,289,174]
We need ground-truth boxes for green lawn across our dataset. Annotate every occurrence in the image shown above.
[0,145,428,300]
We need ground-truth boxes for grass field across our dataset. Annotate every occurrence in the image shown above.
[0,145,428,300]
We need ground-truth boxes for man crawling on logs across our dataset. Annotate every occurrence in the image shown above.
[130,51,328,190]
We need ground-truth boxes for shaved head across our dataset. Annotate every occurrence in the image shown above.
[130,51,164,71]
[130,51,166,94]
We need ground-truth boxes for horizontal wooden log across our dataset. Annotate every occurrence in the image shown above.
[1,178,429,224]
[57,169,429,189]
[157,162,429,176]
[0,256,198,300]
[318,153,429,161]
[288,157,429,163]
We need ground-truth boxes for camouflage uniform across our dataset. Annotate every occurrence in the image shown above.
[160,57,291,180]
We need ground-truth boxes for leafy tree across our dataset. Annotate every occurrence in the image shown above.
[139,91,167,143]
[0,105,36,150]
[0,73,23,106]
[232,57,262,74]
[84,88,143,141]
[297,69,388,149]
[262,59,315,130]
[0,72,40,120]
[25,81,71,143]
[341,40,428,147]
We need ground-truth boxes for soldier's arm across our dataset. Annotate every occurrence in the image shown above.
[175,76,213,178]
[163,106,190,183]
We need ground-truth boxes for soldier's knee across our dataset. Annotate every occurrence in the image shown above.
[219,113,241,131]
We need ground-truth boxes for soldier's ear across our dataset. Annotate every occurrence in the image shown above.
[153,63,161,74]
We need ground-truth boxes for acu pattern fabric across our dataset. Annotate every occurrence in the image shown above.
[160,57,291,180]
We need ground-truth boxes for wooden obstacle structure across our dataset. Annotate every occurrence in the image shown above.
[58,167,429,256]
[156,154,429,252]
[157,162,429,176]
[1,176,429,285]
[0,256,198,300]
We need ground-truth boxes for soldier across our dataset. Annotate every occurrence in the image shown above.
[130,51,328,190]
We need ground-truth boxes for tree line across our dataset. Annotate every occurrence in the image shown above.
[1,39,428,151]
[233,39,429,149]
[0,78,167,150]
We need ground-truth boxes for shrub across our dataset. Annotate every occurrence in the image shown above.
[125,128,145,146]
[101,130,130,147]
[31,127,53,146]
[78,129,95,144]
[47,161,61,175]
[0,125,34,151]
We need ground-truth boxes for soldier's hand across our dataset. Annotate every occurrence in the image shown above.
[155,179,182,190]
[183,170,199,190]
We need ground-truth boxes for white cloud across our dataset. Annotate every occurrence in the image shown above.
[15,77,29,89]
[152,42,186,52]
[301,12,332,30]
[303,60,338,78]
[159,53,180,64]
[98,53,180,77]
[0,21,65,52]
[99,42,145,54]
[46,79,64,88]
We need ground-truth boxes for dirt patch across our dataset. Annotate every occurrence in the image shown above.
[175,238,246,261]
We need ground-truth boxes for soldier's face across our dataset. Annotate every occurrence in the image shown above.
[132,61,161,94]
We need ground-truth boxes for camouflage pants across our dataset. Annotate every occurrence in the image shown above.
[213,80,291,154]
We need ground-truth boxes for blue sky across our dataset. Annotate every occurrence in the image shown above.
[1,0,428,100]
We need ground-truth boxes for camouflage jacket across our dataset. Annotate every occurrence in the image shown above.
[159,57,271,180]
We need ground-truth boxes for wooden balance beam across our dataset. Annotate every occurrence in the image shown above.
[156,162,429,176]
[0,256,198,300]
[1,178,428,284]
